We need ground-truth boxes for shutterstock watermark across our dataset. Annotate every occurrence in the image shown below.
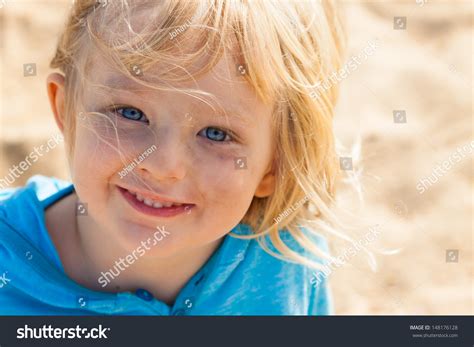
[416,140,473,194]
[17,325,110,339]
[118,144,157,179]
[0,133,64,190]
[310,224,381,288]
[310,38,380,99]
[98,226,170,287]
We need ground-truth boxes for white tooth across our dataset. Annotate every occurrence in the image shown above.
[136,194,144,202]
[144,198,154,206]
[162,202,173,207]
[130,190,137,196]
[152,201,163,208]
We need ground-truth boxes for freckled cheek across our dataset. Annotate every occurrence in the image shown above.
[70,127,143,208]
[72,130,116,178]
[72,123,152,178]
[193,150,257,210]
[68,132,113,207]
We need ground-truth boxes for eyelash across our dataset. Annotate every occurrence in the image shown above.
[107,105,149,123]
[106,105,235,144]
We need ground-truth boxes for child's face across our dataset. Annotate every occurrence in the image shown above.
[67,49,276,256]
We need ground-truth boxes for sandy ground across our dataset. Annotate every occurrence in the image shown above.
[0,1,472,314]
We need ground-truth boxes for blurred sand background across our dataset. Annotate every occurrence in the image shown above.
[0,0,472,314]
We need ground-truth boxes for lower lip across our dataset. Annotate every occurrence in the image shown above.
[118,187,194,218]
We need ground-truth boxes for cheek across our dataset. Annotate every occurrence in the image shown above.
[72,122,119,180]
[70,117,150,206]
[72,116,153,179]
[193,148,259,212]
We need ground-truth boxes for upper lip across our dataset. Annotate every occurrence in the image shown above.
[118,186,192,205]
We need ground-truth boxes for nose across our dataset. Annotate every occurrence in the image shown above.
[136,129,188,183]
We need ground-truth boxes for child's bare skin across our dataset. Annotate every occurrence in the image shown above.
[45,48,276,304]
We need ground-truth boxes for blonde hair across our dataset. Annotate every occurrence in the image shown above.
[50,0,348,270]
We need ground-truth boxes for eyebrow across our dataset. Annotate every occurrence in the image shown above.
[101,75,151,92]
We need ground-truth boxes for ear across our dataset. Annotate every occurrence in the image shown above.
[254,163,276,198]
[46,73,66,133]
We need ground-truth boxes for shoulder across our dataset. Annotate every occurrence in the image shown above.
[0,175,72,261]
[228,224,333,315]
[241,224,330,270]
[0,174,66,234]
[0,175,71,206]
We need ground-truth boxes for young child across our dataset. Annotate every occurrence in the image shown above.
[0,0,345,315]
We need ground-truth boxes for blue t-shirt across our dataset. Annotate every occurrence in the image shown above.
[0,175,332,315]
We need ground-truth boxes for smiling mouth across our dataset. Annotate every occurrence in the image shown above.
[117,186,194,217]
[128,190,184,209]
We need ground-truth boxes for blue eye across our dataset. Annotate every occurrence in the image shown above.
[199,127,231,142]
[112,106,148,123]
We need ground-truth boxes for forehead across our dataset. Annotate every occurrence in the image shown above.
[85,48,268,122]
[82,4,273,122]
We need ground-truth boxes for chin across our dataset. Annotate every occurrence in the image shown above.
[113,219,172,250]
